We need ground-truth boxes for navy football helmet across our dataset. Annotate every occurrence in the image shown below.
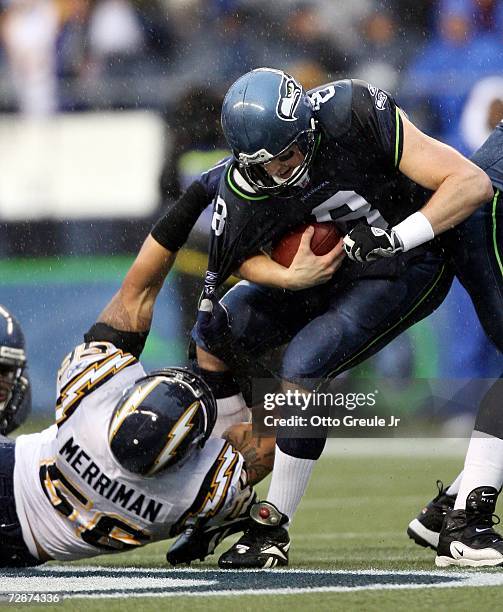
[109,368,217,475]
[221,67,317,194]
[0,305,31,435]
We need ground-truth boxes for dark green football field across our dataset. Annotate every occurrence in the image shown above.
[3,440,503,612]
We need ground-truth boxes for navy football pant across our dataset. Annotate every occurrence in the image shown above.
[442,193,503,353]
[450,122,503,353]
[449,123,503,442]
[202,250,453,459]
[0,436,41,567]
[218,250,452,384]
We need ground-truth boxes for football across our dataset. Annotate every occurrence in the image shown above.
[271,221,343,268]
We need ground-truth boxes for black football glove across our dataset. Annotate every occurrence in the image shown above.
[343,223,404,263]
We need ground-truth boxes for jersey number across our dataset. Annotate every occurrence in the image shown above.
[211,195,227,236]
[309,86,336,111]
[40,462,149,551]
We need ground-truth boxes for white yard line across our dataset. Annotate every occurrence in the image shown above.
[2,567,502,599]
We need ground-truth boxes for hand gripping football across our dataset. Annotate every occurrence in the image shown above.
[271,221,342,268]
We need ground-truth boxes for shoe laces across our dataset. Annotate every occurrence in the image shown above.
[466,511,501,530]
[431,480,454,509]
[435,480,446,497]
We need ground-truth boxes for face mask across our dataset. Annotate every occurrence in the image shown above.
[271,164,310,187]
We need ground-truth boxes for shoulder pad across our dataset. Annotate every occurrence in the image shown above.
[224,162,270,202]
[309,80,353,138]
[200,156,232,186]
[55,341,138,426]
[57,341,135,396]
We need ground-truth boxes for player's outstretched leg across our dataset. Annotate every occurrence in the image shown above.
[407,480,456,550]
[218,501,290,569]
[435,486,503,567]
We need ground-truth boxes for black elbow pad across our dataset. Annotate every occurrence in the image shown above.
[84,323,148,359]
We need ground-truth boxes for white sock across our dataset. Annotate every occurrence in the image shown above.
[446,471,464,496]
[454,432,503,510]
[266,446,316,522]
[210,393,251,438]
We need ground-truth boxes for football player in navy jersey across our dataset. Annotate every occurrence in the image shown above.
[0,305,31,436]
[197,68,499,570]
[104,68,500,568]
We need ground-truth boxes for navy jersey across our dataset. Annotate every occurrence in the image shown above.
[202,79,432,293]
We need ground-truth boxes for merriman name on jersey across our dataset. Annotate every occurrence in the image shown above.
[59,436,164,523]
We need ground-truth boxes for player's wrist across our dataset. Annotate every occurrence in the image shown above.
[279,266,296,290]
[392,212,435,252]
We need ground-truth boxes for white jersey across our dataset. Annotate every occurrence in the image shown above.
[13,341,247,561]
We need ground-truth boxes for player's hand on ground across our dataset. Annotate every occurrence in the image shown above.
[285,226,345,290]
[343,223,403,263]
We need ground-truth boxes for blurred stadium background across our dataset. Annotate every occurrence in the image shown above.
[0,0,501,421]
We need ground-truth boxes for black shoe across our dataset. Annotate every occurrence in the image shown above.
[218,501,290,569]
[407,480,455,551]
[435,486,503,567]
[166,516,250,566]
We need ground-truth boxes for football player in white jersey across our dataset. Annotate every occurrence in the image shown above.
[0,297,256,567]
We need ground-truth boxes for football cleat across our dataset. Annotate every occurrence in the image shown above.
[166,516,250,566]
[167,471,256,566]
[435,486,503,567]
[407,480,455,550]
[218,501,290,569]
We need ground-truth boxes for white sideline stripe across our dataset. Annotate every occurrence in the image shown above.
[4,568,503,599]
[323,438,468,457]
[57,572,503,599]
[0,576,215,593]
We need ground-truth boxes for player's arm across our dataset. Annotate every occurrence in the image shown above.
[342,81,494,262]
[223,422,275,485]
[96,181,212,339]
[98,236,175,333]
[167,439,256,562]
[344,119,494,262]
[55,175,217,424]
[397,112,493,237]
[237,227,345,291]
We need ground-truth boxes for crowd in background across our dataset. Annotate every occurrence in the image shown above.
[0,0,502,140]
[0,0,501,419]
[0,0,502,198]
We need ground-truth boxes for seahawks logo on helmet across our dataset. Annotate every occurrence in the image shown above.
[276,76,302,122]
